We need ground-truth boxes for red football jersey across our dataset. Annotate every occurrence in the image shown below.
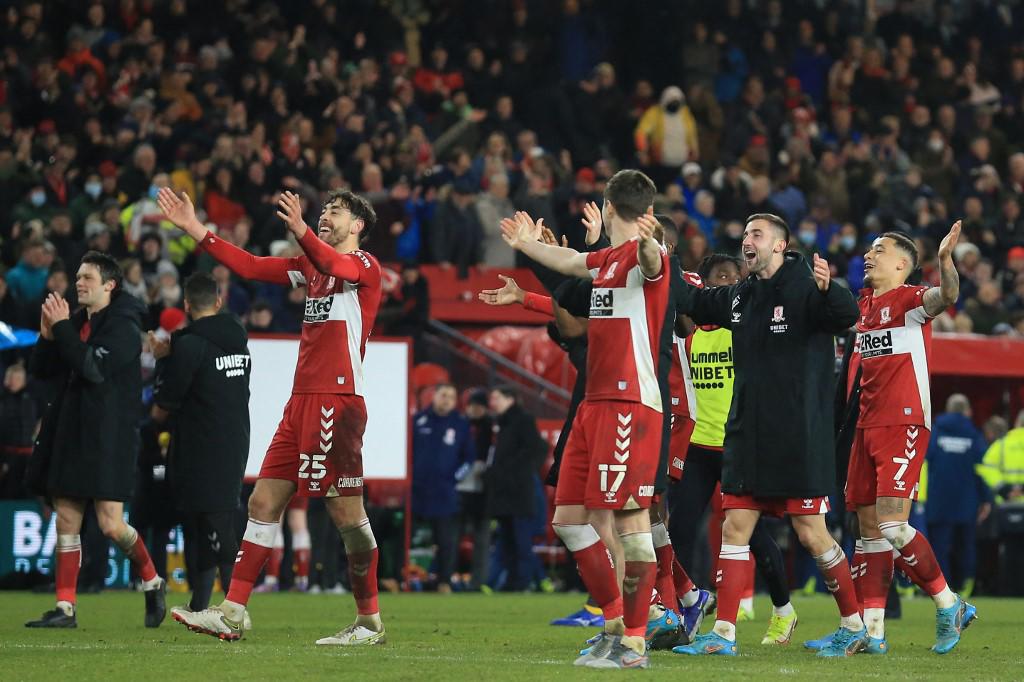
[284,251,381,396]
[853,284,934,428]
[585,239,670,411]
[202,233,382,396]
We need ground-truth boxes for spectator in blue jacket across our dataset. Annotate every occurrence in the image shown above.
[412,382,476,592]
[5,240,55,307]
[926,394,993,596]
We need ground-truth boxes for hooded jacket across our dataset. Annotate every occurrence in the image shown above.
[28,292,145,501]
[676,251,859,498]
[154,313,250,512]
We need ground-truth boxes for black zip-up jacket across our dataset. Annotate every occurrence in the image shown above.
[154,313,251,513]
[27,292,145,501]
[676,251,859,498]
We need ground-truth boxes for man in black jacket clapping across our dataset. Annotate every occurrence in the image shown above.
[673,213,865,658]
[150,273,251,619]
[25,252,166,629]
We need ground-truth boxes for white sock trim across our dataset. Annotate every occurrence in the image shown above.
[879,521,916,550]
[712,620,736,640]
[242,519,280,548]
[114,525,139,553]
[57,534,81,550]
[814,544,844,570]
[620,531,657,563]
[773,602,795,617]
[862,537,893,553]
[292,529,312,551]
[552,523,600,553]
[864,607,886,638]
[719,544,750,561]
[650,522,670,549]
[340,518,377,553]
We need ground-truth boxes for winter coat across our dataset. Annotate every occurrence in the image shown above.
[926,412,991,525]
[677,251,859,498]
[28,292,145,501]
[412,408,476,518]
[485,404,547,518]
[154,313,250,513]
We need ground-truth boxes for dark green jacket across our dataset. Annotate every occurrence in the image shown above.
[676,252,859,498]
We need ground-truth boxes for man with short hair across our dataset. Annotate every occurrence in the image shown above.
[158,186,385,645]
[812,222,977,655]
[412,382,476,593]
[26,252,165,629]
[485,385,547,592]
[149,272,252,618]
[925,394,990,599]
[673,213,865,658]
[503,169,670,669]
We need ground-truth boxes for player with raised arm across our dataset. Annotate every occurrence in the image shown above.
[503,169,670,669]
[156,187,385,645]
[805,221,977,655]
[672,214,864,658]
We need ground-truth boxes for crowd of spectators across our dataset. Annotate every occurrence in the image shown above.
[2,0,1024,337]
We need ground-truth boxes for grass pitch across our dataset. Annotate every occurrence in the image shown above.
[1,591,1018,681]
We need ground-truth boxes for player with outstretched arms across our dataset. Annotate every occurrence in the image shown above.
[805,221,978,655]
[157,187,385,645]
[503,169,669,669]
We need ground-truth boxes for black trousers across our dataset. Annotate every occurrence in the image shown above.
[182,510,238,609]
[666,444,790,608]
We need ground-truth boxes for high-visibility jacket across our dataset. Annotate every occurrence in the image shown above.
[688,326,734,449]
[977,428,1024,499]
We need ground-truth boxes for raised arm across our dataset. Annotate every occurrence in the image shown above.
[502,212,591,279]
[635,213,665,279]
[478,274,554,316]
[44,294,140,384]
[809,253,859,332]
[277,191,367,282]
[922,220,961,317]
[158,188,298,286]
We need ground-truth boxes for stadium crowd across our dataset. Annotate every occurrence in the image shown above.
[1,1,1024,337]
[2,0,1024,605]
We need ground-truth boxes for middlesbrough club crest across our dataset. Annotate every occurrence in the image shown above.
[771,306,785,323]
[880,306,891,323]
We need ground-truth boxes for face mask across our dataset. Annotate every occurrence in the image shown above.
[149,184,160,200]
[840,235,857,251]
[30,190,46,207]
[928,138,944,153]
[799,231,817,246]
[85,181,102,199]
[665,100,681,114]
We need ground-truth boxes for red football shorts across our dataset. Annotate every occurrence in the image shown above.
[286,495,309,511]
[845,425,930,510]
[555,400,662,510]
[667,414,696,481]
[722,493,831,518]
[260,393,367,498]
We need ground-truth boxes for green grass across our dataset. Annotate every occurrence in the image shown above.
[1,591,1018,681]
